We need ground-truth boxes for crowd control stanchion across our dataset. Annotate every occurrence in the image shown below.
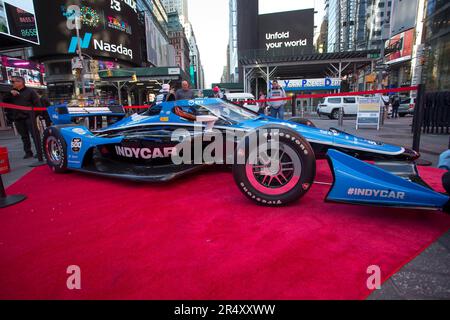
[338,107,344,127]
[412,84,432,166]
[380,105,385,126]
[0,147,26,208]
[412,84,425,152]
[29,105,45,168]
[291,95,297,118]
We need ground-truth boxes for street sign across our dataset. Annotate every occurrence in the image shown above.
[375,64,388,71]
[357,97,381,130]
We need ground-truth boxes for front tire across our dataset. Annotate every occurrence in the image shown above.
[233,127,316,206]
[42,127,68,173]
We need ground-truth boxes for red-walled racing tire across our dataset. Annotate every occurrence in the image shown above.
[233,126,316,206]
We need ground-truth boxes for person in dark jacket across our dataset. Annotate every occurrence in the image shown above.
[391,94,400,119]
[3,76,41,159]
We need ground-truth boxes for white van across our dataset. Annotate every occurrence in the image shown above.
[225,93,259,113]
[317,96,363,119]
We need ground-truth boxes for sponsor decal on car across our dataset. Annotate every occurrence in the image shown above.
[72,128,87,135]
[347,188,406,200]
[71,138,82,153]
[115,146,176,159]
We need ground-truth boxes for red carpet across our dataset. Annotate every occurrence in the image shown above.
[0,161,449,300]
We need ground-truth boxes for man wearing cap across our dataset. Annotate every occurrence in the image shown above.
[155,84,175,105]
[213,86,223,99]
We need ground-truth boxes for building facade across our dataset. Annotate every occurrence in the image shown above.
[366,0,392,50]
[167,12,190,76]
[184,21,204,89]
[423,0,450,91]
[228,0,239,83]
[327,0,369,52]
[161,0,188,23]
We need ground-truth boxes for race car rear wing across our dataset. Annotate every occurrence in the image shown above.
[47,104,126,125]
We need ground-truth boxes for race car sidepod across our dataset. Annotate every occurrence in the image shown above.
[326,149,450,212]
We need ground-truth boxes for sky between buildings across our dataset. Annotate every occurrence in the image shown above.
[189,0,326,88]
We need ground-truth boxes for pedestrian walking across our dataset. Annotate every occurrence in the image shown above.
[268,80,286,119]
[156,84,176,105]
[258,91,267,115]
[2,76,41,159]
[391,94,400,119]
[175,81,195,101]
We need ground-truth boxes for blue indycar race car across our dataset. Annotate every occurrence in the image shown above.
[43,98,449,211]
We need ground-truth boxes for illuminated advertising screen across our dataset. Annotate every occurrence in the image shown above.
[33,0,142,65]
[258,9,314,54]
[1,56,45,88]
[386,29,414,65]
[0,0,39,44]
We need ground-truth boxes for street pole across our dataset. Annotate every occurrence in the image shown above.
[412,84,425,152]
[75,16,86,98]
[378,38,387,127]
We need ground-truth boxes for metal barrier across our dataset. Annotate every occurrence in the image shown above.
[422,91,450,134]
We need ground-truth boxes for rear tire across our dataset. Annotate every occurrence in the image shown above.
[42,127,68,173]
[331,109,340,120]
[233,127,316,206]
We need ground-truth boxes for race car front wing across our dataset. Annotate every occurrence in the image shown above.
[326,149,450,212]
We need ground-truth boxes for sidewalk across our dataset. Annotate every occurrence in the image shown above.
[305,115,447,167]
[0,129,36,188]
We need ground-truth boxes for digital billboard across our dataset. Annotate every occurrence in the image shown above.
[0,55,45,88]
[258,9,314,54]
[390,0,419,37]
[0,0,39,44]
[33,0,142,65]
[386,29,414,65]
[144,12,175,67]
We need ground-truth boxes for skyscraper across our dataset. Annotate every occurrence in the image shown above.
[326,0,368,52]
[161,0,189,23]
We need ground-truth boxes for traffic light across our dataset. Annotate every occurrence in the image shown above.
[131,73,138,82]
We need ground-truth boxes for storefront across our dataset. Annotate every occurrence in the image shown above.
[0,56,46,130]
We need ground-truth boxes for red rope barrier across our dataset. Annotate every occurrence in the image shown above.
[295,86,418,100]
[0,102,47,112]
[0,86,419,112]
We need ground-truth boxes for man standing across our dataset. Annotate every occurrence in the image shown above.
[3,76,41,159]
[391,94,400,119]
[175,80,195,101]
[213,86,223,98]
[268,80,287,119]
[156,84,176,105]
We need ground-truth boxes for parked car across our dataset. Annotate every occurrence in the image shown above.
[398,97,416,117]
[317,96,363,119]
[225,92,259,113]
